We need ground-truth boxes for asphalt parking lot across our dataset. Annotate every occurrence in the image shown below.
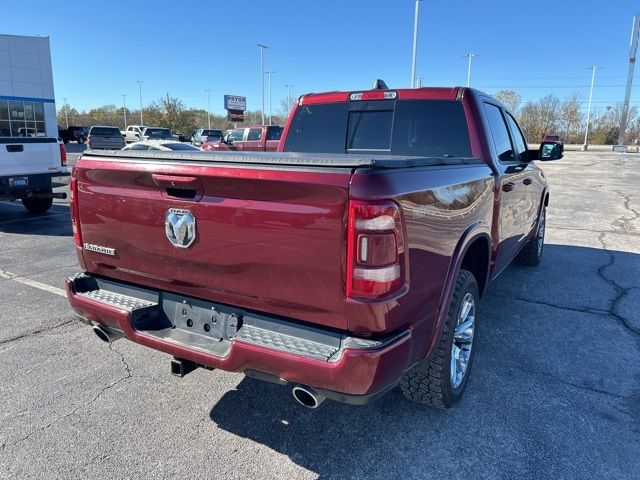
[0,151,638,479]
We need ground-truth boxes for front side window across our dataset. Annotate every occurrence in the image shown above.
[483,103,515,163]
[505,113,527,161]
[229,129,245,142]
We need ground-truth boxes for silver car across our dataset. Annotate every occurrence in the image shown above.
[191,129,223,147]
[87,126,125,150]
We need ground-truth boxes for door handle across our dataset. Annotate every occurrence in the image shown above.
[523,178,533,186]
[502,182,516,192]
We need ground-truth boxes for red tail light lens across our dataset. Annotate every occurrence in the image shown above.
[69,174,82,248]
[59,142,67,166]
[347,200,407,299]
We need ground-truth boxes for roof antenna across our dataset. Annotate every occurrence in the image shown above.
[372,79,388,90]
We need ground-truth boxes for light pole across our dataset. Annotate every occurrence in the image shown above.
[410,0,421,88]
[265,70,275,125]
[205,89,211,129]
[618,13,640,146]
[62,97,69,129]
[121,94,127,128]
[417,77,423,88]
[583,66,601,150]
[136,80,144,125]
[285,84,293,111]
[463,54,478,87]
[257,44,268,125]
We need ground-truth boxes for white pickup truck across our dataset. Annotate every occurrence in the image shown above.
[122,125,147,143]
[0,137,68,213]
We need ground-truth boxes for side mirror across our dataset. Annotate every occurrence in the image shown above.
[539,141,563,161]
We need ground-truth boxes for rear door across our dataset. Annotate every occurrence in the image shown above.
[243,127,264,151]
[265,126,282,151]
[74,155,353,330]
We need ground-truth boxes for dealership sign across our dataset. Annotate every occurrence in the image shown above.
[224,95,246,122]
[224,95,246,111]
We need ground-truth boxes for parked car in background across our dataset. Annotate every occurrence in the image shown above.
[542,134,563,144]
[122,125,147,143]
[176,132,193,143]
[202,125,282,152]
[87,126,125,150]
[122,140,201,152]
[58,126,88,144]
[141,127,174,141]
[191,129,223,146]
[66,84,562,409]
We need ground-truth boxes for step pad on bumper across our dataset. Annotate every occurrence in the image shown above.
[77,289,157,312]
[236,324,340,361]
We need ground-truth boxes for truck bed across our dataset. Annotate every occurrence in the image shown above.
[82,149,483,169]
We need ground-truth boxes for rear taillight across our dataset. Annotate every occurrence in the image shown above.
[347,200,407,299]
[59,142,67,166]
[69,174,82,247]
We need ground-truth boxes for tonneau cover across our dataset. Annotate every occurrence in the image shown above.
[82,149,482,169]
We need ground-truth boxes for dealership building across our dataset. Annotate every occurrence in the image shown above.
[0,34,57,138]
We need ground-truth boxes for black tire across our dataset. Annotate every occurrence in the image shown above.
[22,190,53,214]
[514,207,546,266]
[400,269,479,408]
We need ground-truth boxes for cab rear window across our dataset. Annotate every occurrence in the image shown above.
[284,100,472,158]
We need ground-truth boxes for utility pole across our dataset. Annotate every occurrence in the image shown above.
[136,80,144,125]
[266,70,275,125]
[463,54,478,87]
[583,66,601,150]
[205,89,211,129]
[285,84,293,111]
[618,13,640,146]
[121,94,127,128]
[410,0,421,88]
[257,44,268,125]
[62,97,69,129]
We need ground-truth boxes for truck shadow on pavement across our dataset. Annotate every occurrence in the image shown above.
[0,203,71,236]
[208,243,640,479]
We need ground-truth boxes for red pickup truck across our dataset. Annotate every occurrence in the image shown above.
[201,125,282,152]
[66,85,562,409]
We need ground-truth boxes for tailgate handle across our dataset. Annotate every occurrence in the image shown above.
[151,174,204,201]
[6,144,23,153]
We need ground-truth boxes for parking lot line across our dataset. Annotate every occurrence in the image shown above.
[0,269,67,297]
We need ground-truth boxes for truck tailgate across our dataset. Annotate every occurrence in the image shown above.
[74,155,352,330]
[1,138,60,175]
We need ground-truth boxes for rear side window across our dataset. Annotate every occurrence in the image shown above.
[90,127,120,136]
[267,126,283,141]
[283,100,472,157]
[247,128,262,141]
[483,103,515,163]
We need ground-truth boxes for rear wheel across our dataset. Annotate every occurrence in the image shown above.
[514,207,546,266]
[22,189,53,214]
[400,269,479,408]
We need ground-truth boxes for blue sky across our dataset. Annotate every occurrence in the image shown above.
[4,0,640,115]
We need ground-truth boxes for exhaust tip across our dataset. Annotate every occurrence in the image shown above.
[292,385,325,409]
[92,325,123,343]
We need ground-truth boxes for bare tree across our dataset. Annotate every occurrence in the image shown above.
[558,93,584,143]
[494,90,521,114]
[518,95,561,143]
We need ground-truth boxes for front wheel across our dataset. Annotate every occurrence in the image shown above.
[514,207,546,266]
[22,189,53,214]
[400,269,479,408]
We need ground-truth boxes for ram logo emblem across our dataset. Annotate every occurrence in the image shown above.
[165,208,196,249]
